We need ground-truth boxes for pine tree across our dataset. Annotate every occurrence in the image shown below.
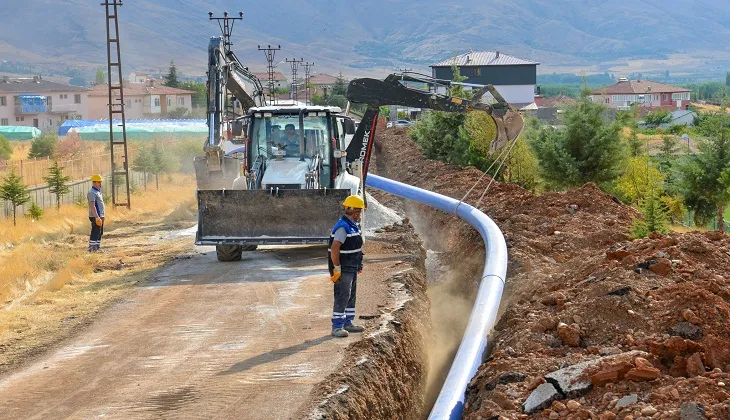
[164,61,179,88]
[96,69,106,85]
[530,98,626,189]
[0,169,31,226]
[28,133,58,159]
[26,202,43,221]
[149,142,179,190]
[631,194,670,238]
[43,160,71,210]
[131,144,155,190]
[677,112,730,230]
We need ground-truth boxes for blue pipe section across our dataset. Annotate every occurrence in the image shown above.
[365,174,508,420]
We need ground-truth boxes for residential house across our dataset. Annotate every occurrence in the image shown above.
[430,51,539,108]
[590,79,691,110]
[252,71,289,90]
[87,80,194,119]
[308,73,345,98]
[0,76,89,131]
[128,72,150,83]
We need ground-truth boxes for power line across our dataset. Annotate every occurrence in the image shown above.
[303,61,314,105]
[258,45,281,104]
[286,58,303,103]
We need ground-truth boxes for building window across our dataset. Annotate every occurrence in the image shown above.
[48,118,54,127]
[60,94,67,100]
[153,97,160,107]
[1,118,8,126]
[178,97,185,106]
[663,94,668,101]
[167,97,172,106]
[1,96,6,106]
[74,94,81,104]
[125,99,131,107]
[605,97,610,104]
[16,117,24,122]
[473,68,481,76]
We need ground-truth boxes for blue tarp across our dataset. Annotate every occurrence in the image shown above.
[18,95,47,113]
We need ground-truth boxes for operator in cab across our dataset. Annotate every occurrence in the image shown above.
[282,123,304,158]
[328,195,366,338]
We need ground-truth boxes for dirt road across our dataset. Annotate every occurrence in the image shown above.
[0,244,383,419]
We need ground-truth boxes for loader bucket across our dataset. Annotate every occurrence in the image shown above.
[196,188,351,245]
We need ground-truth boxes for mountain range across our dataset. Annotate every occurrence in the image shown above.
[1,0,730,79]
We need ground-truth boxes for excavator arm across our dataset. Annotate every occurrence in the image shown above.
[345,73,524,183]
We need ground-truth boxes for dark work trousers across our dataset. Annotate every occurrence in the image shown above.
[332,270,357,330]
[88,217,104,250]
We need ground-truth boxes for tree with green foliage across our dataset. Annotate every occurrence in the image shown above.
[726,71,730,87]
[132,144,155,190]
[0,134,12,160]
[95,68,106,85]
[529,98,626,190]
[43,160,71,210]
[332,73,347,96]
[631,194,670,238]
[505,137,540,192]
[178,81,206,108]
[0,169,31,226]
[26,202,43,221]
[643,109,672,128]
[150,142,179,190]
[28,133,58,159]
[676,112,730,230]
[615,156,665,204]
[163,60,179,88]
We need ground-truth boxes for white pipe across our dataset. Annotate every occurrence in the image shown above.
[365,174,507,420]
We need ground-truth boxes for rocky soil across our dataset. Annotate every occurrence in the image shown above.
[374,127,730,419]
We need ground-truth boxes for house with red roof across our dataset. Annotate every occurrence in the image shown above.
[590,78,691,110]
[87,80,194,119]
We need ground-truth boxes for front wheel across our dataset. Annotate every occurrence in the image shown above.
[216,244,242,261]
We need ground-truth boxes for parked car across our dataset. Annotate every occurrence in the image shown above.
[394,119,412,127]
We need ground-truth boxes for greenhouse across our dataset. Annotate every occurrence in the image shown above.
[0,125,42,140]
[58,119,207,140]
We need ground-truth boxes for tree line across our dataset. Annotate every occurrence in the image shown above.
[410,83,730,236]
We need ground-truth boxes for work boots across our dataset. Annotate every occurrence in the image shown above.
[344,324,365,333]
[332,328,349,338]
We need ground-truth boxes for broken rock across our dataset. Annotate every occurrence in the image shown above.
[590,360,633,387]
[647,258,672,276]
[669,322,703,341]
[523,382,561,414]
[615,393,638,408]
[682,309,702,325]
[680,402,707,420]
[686,352,706,377]
[557,322,582,347]
[624,357,660,382]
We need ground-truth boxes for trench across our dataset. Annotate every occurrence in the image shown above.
[369,147,489,418]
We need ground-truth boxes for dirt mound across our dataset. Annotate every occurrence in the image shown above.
[374,128,730,418]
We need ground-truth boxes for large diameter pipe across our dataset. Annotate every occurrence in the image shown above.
[365,174,507,420]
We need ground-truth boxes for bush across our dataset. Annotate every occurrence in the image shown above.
[26,202,43,220]
[28,133,58,159]
[631,194,670,238]
[0,135,12,160]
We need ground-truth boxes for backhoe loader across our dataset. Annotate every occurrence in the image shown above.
[194,25,524,262]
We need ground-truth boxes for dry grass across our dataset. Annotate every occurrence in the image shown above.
[0,173,197,369]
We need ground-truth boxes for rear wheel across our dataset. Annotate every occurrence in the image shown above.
[216,244,242,261]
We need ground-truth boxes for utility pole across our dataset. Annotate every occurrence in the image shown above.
[286,58,303,104]
[101,0,130,208]
[303,61,314,105]
[208,11,243,54]
[258,44,281,105]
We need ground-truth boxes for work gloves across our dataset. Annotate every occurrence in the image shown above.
[330,265,341,283]
[95,217,103,227]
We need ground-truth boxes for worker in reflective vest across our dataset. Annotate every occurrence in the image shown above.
[328,195,366,338]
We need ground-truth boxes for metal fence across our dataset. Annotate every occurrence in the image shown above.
[1,171,148,219]
[0,153,113,188]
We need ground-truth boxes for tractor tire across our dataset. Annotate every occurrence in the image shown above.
[241,244,258,251]
[216,244,243,262]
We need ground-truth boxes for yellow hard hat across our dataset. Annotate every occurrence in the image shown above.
[343,195,365,209]
[90,174,103,182]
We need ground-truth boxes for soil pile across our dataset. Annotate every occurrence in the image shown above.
[374,127,730,418]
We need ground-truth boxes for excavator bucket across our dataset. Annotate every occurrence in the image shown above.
[196,188,351,245]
